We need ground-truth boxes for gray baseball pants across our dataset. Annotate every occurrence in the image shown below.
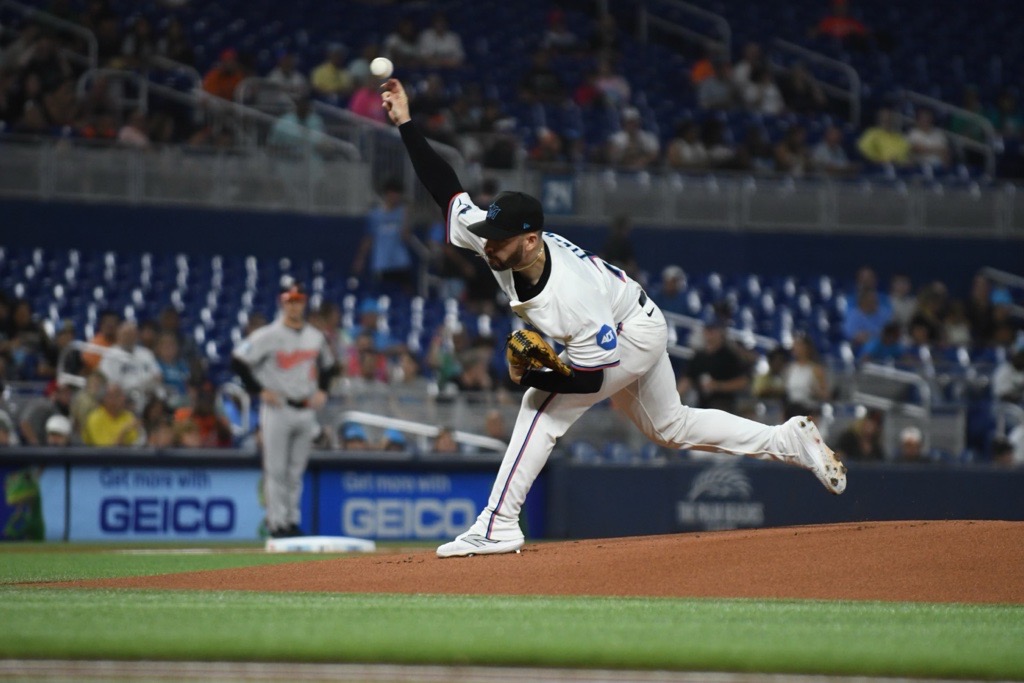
[260,403,317,533]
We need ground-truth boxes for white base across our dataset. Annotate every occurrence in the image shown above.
[264,535,377,553]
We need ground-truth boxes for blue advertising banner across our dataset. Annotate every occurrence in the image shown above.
[316,471,496,540]
[547,459,1024,539]
[68,467,273,541]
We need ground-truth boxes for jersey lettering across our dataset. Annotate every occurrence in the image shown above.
[596,325,618,350]
[275,349,319,370]
[546,233,588,259]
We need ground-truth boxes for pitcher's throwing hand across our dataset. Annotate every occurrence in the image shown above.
[381,78,411,126]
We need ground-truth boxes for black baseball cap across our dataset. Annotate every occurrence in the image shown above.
[467,191,544,240]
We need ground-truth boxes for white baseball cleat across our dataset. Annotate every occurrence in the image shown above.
[436,532,524,558]
[787,416,847,495]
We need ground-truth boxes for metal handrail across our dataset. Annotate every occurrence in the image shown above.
[848,391,930,419]
[637,0,732,57]
[771,38,862,126]
[76,68,149,113]
[899,89,997,176]
[148,78,361,160]
[147,55,202,91]
[979,268,1024,320]
[0,0,97,70]
[858,361,933,407]
[235,77,300,109]
[338,409,507,454]
[902,90,997,144]
[310,98,466,167]
[980,266,1024,290]
[218,382,252,438]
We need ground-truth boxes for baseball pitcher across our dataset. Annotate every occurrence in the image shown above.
[231,279,337,538]
[382,78,847,558]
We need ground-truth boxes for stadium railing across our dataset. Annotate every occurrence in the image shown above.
[770,38,862,126]
[636,0,732,61]
[896,89,997,177]
[1,133,1020,234]
[0,0,97,70]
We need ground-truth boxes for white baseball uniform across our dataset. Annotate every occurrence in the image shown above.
[232,318,334,533]
[98,344,161,407]
[446,192,806,542]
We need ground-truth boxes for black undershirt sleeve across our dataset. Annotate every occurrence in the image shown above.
[230,357,263,395]
[317,363,338,392]
[398,121,465,210]
[520,368,604,394]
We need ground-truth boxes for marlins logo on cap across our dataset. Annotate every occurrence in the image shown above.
[468,191,544,240]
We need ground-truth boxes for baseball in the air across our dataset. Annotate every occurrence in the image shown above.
[370,57,394,79]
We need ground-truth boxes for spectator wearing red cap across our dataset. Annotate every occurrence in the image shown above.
[202,48,245,101]
[811,0,870,50]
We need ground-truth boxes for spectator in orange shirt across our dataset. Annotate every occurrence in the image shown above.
[202,48,245,101]
[81,309,121,373]
[173,380,233,448]
[690,44,722,86]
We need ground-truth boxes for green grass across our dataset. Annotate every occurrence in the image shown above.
[1,548,1022,679]
[0,548,325,583]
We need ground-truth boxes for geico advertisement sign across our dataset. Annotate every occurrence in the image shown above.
[70,467,265,540]
[99,496,235,534]
[318,472,493,539]
[342,497,476,538]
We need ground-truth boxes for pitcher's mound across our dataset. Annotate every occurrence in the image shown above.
[68,521,1024,603]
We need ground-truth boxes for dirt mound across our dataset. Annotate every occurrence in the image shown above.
[64,521,1024,603]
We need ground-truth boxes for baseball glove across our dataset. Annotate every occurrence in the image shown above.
[506,329,573,377]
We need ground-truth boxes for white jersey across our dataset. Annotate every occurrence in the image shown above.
[447,191,646,372]
[98,345,160,393]
[232,318,334,402]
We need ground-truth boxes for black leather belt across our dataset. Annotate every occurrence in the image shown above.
[286,398,310,409]
[639,291,648,307]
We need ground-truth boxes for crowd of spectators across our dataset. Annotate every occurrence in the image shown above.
[1,4,1023,461]
[1,245,1021,462]
[0,0,201,146]
[642,260,1024,464]
[3,2,1022,179]
[0,292,238,449]
[841,267,1021,363]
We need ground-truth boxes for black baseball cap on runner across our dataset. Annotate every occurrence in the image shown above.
[467,191,544,240]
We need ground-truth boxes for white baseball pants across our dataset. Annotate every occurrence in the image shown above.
[473,303,797,541]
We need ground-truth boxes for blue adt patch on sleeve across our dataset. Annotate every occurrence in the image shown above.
[596,324,617,350]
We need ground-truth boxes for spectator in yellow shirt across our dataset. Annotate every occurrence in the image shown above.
[857,107,910,165]
[310,44,352,101]
[83,384,140,447]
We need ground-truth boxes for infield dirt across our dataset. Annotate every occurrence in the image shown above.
[61,520,1024,603]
